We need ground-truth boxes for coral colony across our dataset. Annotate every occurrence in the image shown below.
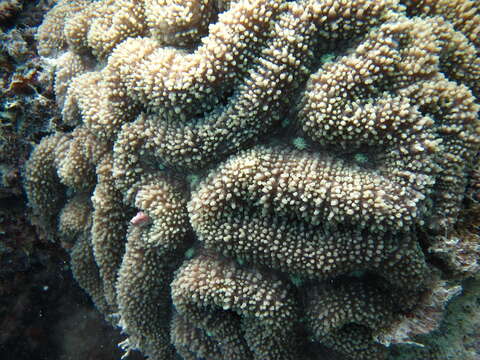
[24,0,479,359]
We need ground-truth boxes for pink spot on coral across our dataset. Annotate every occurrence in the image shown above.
[130,211,150,226]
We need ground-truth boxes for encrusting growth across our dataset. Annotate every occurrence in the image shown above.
[24,0,480,359]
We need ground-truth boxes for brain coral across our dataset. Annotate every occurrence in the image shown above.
[25,0,480,359]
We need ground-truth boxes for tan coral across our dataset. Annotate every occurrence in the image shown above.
[71,0,402,170]
[64,0,148,59]
[171,313,224,360]
[24,134,68,224]
[298,15,480,228]
[36,0,90,57]
[171,252,300,360]
[54,127,109,191]
[144,0,218,45]
[58,193,93,244]
[53,51,95,109]
[306,279,397,359]
[70,233,112,316]
[90,154,130,309]
[189,146,430,290]
[56,191,112,316]
[24,0,480,358]
[401,0,480,52]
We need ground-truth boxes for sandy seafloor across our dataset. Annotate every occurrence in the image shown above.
[0,1,478,360]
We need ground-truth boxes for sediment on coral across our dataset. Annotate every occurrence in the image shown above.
[23,0,480,359]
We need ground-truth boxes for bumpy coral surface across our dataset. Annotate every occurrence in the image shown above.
[25,0,480,359]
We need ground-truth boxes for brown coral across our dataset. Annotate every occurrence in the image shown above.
[171,251,300,360]
[24,0,480,359]
[189,146,430,292]
[401,0,480,52]
[305,279,397,360]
